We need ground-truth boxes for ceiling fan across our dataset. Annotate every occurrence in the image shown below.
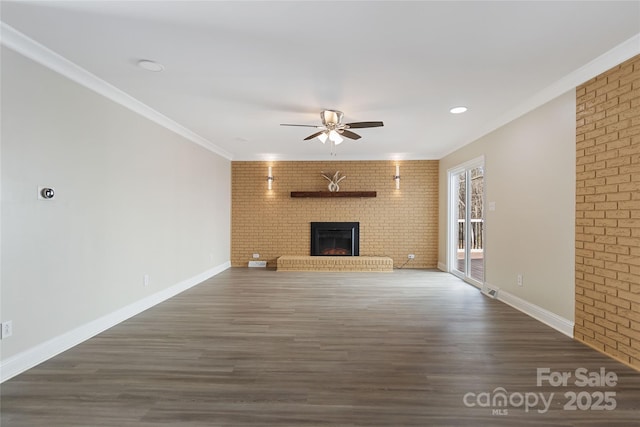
[281,110,383,147]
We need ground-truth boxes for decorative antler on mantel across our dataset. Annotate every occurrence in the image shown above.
[321,171,346,192]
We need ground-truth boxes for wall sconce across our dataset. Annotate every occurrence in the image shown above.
[393,164,400,190]
[267,166,274,190]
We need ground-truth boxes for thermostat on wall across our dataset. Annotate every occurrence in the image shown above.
[38,186,55,200]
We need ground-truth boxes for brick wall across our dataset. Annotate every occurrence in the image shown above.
[231,160,438,268]
[575,54,640,369]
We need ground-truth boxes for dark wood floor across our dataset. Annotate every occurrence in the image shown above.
[2,269,639,426]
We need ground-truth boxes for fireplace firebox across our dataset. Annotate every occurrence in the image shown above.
[310,222,359,256]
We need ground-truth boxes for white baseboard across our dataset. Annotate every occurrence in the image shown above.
[0,261,230,383]
[489,284,574,338]
[437,262,447,272]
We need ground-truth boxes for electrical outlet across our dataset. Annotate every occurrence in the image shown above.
[143,274,150,287]
[517,274,523,287]
[408,254,415,259]
[2,321,13,339]
[253,253,260,259]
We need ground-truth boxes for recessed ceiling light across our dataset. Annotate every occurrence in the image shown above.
[449,106,468,114]
[137,60,164,72]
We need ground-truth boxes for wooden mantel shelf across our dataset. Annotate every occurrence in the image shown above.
[291,191,377,198]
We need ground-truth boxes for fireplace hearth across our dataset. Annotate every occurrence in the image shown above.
[310,222,359,256]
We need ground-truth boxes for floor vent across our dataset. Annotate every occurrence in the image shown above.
[482,284,499,299]
[248,260,267,268]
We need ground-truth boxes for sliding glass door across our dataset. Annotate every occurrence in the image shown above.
[449,158,484,286]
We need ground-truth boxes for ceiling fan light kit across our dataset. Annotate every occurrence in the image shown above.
[281,110,383,155]
[326,130,343,145]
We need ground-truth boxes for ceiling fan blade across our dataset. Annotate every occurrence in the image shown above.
[280,124,323,128]
[345,121,384,129]
[304,131,326,141]
[340,130,362,140]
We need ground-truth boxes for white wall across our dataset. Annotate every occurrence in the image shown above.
[0,47,230,372]
[438,90,576,325]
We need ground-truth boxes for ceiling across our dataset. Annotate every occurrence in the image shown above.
[1,1,639,161]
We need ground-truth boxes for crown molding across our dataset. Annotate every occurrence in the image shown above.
[439,32,640,158]
[0,22,233,160]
